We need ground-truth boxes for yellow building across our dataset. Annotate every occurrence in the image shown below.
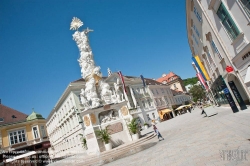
[0,104,50,166]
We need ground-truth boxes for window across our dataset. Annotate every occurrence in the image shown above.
[174,84,177,88]
[161,88,164,93]
[207,51,216,68]
[164,97,169,105]
[192,33,199,46]
[194,6,202,22]
[239,0,250,18]
[32,126,39,139]
[152,113,155,119]
[40,126,47,138]
[154,99,158,106]
[156,89,159,94]
[9,129,26,145]
[132,88,136,94]
[136,101,140,107]
[142,101,146,108]
[147,99,152,107]
[217,3,240,40]
[151,89,155,94]
[193,24,200,37]
[0,118,4,122]
[211,40,222,60]
[147,114,151,121]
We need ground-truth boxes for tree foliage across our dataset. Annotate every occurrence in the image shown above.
[183,77,198,86]
[128,118,138,134]
[189,85,206,102]
[96,126,111,144]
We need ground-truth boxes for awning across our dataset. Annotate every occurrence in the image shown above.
[159,109,172,114]
[175,105,185,110]
[6,151,37,163]
[175,104,192,110]
[158,109,172,120]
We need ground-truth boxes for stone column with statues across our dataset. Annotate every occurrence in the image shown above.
[70,17,133,155]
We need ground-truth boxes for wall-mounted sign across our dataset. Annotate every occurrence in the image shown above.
[226,66,234,73]
[228,81,247,110]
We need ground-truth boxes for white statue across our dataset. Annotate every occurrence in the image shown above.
[100,110,116,124]
[71,17,112,108]
[107,68,112,77]
[80,89,90,110]
[114,79,124,103]
[99,81,112,104]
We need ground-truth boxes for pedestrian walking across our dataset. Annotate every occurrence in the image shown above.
[153,124,164,141]
[200,105,207,117]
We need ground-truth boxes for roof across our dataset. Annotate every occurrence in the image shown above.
[0,104,28,125]
[156,72,180,83]
[26,110,44,121]
[71,77,108,83]
[144,78,165,86]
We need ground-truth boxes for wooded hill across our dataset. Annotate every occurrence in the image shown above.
[183,77,198,86]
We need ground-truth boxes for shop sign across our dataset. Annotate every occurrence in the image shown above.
[226,66,234,73]
[228,81,247,110]
[222,87,239,113]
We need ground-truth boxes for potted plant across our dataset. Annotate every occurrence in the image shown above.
[128,118,139,140]
[96,126,112,151]
[144,123,149,129]
[78,134,87,150]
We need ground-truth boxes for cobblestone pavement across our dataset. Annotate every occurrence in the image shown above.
[105,106,250,166]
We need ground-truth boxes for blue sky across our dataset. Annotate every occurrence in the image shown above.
[0,0,195,118]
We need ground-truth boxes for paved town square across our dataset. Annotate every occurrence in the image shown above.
[105,106,250,166]
[47,106,250,166]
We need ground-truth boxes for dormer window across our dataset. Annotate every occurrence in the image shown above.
[0,118,4,122]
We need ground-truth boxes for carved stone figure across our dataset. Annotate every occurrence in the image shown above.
[99,81,112,104]
[80,89,90,110]
[71,17,113,107]
[114,80,124,103]
[99,110,117,124]
[107,68,112,77]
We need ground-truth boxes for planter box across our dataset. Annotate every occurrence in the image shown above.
[105,142,112,151]
[132,133,139,141]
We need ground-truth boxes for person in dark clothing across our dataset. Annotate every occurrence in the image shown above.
[153,124,164,141]
[200,106,207,117]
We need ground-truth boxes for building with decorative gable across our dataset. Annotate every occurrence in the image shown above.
[156,72,186,92]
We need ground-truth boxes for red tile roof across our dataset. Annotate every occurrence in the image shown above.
[156,72,179,83]
[0,104,28,126]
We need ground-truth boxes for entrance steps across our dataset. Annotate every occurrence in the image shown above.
[73,133,157,166]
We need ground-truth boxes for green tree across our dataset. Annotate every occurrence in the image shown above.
[183,77,199,86]
[189,85,206,102]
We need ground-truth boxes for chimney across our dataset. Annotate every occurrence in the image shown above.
[0,99,1,104]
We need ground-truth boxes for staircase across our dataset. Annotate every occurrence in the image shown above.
[50,133,157,166]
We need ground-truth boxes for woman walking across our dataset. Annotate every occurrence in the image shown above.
[153,124,164,141]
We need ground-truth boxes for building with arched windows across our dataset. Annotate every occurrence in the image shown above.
[186,0,250,111]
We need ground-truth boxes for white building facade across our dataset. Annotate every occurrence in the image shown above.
[46,81,86,159]
[46,74,177,158]
[186,0,250,110]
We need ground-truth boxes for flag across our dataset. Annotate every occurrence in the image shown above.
[192,57,207,81]
[194,55,210,81]
[140,75,146,87]
[118,71,127,93]
[196,73,208,90]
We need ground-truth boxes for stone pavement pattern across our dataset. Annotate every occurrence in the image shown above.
[105,106,250,166]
